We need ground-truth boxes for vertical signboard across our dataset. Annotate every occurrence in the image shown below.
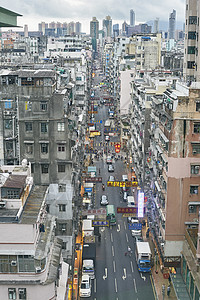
[138,191,144,218]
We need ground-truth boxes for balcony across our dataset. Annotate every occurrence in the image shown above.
[185,228,197,258]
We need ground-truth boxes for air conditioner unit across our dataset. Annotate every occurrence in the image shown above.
[19,289,25,294]
[27,77,32,81]
[193,150,197,155]
[62,228,66,231]
[11,260,17,266]
[36,267,41,273]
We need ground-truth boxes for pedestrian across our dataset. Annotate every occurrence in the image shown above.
[167,285,171,296]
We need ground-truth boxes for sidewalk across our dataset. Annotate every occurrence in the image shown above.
[151,265,177,300]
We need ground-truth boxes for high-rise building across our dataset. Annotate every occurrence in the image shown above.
[183,0,199,82]
[169,9,176,39]
[38,22,47,35]
[153,18,159,33]
[75,22,81,34]
[24,24,28,38]
[90,17,99,51]
[103,15,112,38]
[130,9,135,26]
[113,24,119,38]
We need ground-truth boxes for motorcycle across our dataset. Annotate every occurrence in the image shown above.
[102,184,105,191]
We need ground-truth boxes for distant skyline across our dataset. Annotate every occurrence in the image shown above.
[1,0,185,33]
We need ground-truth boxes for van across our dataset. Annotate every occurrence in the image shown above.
[80,275,91,297]
[127,196,135,207]
[122,175,128,181]
[131,219,142,237]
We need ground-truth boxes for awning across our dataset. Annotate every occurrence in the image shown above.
[39,141,49,143]
[155,181,161,192]
[188,202,200,206]
[24,140,34,144]
[158,128,169,143]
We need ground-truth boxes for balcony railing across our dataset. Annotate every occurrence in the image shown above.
[185,228,197,258]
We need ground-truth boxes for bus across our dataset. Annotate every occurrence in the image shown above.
[135,242,152,272]
[106,205,116,225]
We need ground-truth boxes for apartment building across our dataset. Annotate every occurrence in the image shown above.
[0,164,68,300]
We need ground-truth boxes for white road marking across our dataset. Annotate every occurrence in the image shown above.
[122,268,127,280]
[94,278,97,293]
[112,245,115,256]
[111,232,113,242]
[124,221,126,230]
[133,278,137,293]
[117,224,120,232]
[130,261,134,273]
[103,268,107,280]
[126,233,129,243]
[115,278,118,293]
[141,273,146,281]
[113,260,116,273]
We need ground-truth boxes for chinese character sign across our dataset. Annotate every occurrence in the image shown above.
[138,191,144,218]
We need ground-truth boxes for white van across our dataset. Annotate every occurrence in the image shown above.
[80,275,91,297]
[127,196,135,207]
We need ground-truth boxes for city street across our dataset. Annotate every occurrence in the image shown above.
[82,64,155,299]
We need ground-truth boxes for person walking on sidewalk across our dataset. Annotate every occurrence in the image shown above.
[167,285,171,297]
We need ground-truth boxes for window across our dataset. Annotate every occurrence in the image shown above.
[41,164,49,174]
[189,16,197,25]
[76,76,82,81]
[7,190,19,199]
[191,165,200,175]
[194,123,200,133]
[188,31,196,39]
[192,143,200,154]
[58,223,66,231]
[25,122,32,132]
[188,46,195,54]
[196,102,200,112]
[8,288,16,300]
[57,122,65,132]
[187,61,195,69]
[4,119,12,129]
[40,101,47,111]
[25,144,33,155]
[58,164,65,172]
[59,184,66,192]
[59,204,66,212]
[189,205,197,214]
[5,100,12,109]
[58,145,65,152]
[41,123,48,133]
[62,242,67,250]
[18,288,26,300]
[41,143,48,154]
[190,185,198,194]
[131,73,134,78]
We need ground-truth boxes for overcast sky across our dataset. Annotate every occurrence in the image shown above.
[1,0,185,33]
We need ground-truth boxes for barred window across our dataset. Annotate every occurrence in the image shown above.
[57,122,65,132]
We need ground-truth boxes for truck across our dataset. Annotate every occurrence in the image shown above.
[82,219,94,237]
[82,243,96,279]
[135,242,152,272]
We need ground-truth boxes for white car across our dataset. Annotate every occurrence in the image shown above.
[105,135,110,141]
[101,195,108,205]
[80,275,91,298]
[106,156,112,164]
[108,175,115,181]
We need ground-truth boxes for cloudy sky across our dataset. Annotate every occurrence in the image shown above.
[1,0,185,33]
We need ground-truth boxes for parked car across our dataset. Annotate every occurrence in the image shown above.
[105,135,110,141]
[108,164,114,172]
[101,195,108,205]
[80,275,91,298]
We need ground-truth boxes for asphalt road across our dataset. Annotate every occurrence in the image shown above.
[84,68,155,300]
